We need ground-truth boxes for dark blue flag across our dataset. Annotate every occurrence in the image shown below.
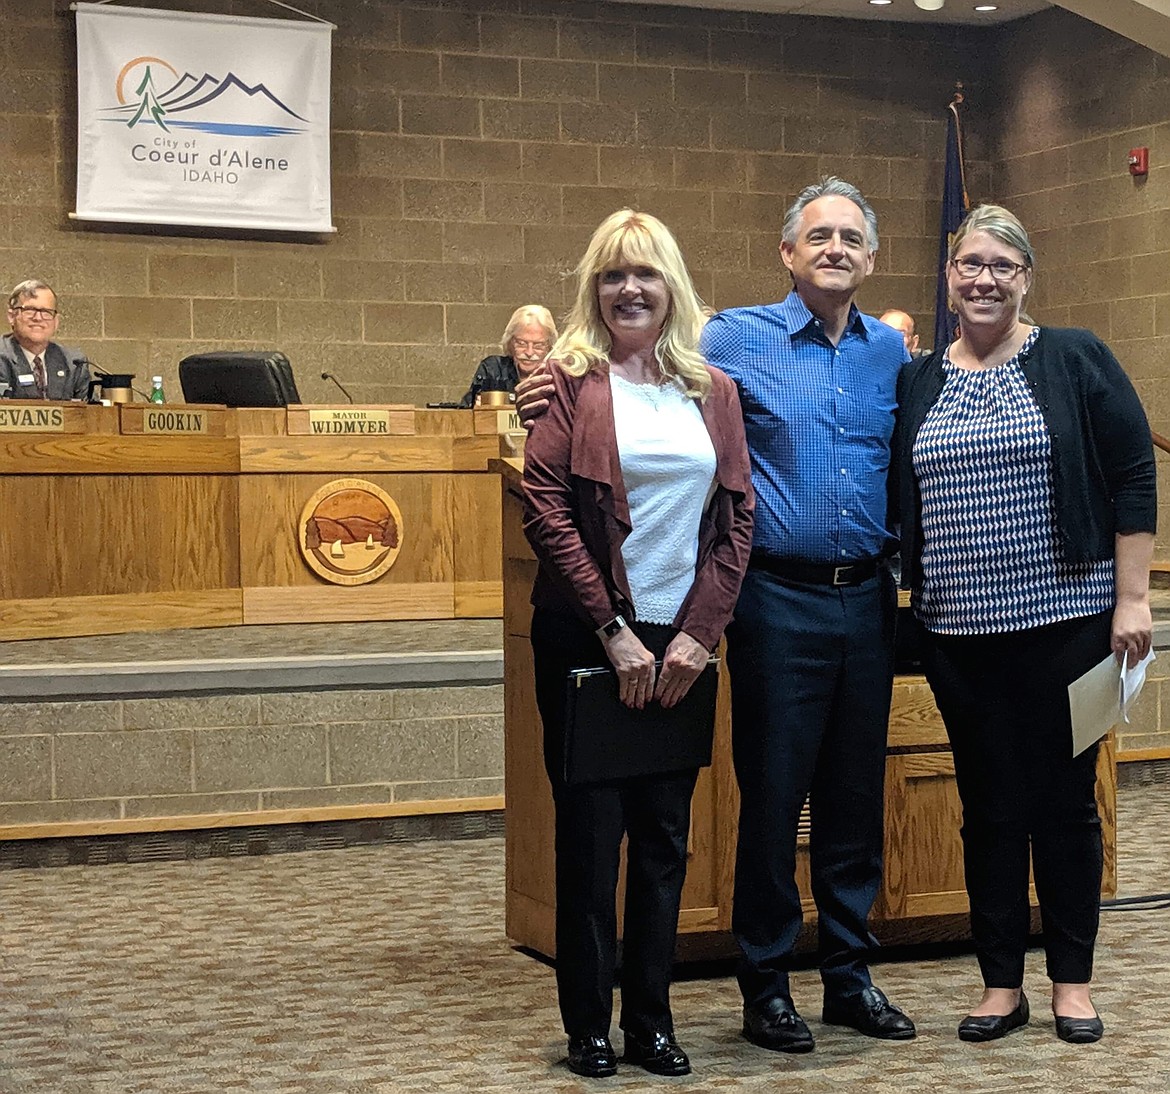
[934,98,970,352]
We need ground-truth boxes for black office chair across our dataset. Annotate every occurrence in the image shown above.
[178,350,301,407]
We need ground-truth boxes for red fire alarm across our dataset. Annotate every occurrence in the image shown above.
[1129,147,1149,176]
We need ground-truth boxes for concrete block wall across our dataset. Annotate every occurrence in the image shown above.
[0,0,986,406]
[0,684,503,827]
[1122,663,1170,755]
[988,9,1170,556]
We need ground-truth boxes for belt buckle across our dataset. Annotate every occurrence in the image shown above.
[832,564,853,586]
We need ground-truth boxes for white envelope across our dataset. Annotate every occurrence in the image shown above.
[1068,649,1156,757]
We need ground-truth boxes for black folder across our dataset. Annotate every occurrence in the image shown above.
[562,659,720,785]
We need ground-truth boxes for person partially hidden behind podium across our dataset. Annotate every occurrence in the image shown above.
[1,280,91,400]
[458,304,557,407]
[523,210,753,1078]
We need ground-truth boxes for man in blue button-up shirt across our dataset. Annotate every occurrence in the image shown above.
[701,178,914,1053]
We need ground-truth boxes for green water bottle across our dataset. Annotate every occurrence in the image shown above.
[149,376,166,404]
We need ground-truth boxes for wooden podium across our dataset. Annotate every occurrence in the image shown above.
[0,402,522,641]
[495,458,1117,959]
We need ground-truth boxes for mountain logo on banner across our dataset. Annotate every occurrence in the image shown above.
[101,55,309,138]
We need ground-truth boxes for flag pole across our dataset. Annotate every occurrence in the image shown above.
[933,83,971,351]
[948,82,970,210]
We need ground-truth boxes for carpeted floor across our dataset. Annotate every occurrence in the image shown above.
[1,784,1167,1093]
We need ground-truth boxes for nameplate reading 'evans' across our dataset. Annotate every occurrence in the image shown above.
[0,406,66,432]
[0,404,90,435]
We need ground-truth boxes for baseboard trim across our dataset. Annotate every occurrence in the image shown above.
[1117,747,1170,763]
[0,795,505,842]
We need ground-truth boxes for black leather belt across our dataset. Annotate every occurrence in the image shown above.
[749,551,880,587]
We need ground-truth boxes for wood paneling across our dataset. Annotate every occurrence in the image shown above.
[0,590,243,641]
[453,472,503,617]
[0,474,239,601]
[0,408,508,638]
[242,583,455,623]
[238,472,454,588]
[238,435,500,473]
[879,750,966,919]
[0,434,239,474]
[454,580,503,617]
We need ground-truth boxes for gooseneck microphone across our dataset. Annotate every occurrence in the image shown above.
[321,371,354,404]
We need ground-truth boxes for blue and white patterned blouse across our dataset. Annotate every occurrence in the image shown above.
[911,328,1114,634]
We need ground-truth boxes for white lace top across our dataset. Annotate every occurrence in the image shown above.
[610,372,717,625]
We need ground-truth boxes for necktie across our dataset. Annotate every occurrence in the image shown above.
[32,355,46,399]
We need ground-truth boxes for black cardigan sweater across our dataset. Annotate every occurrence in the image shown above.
[892,327,1157,591]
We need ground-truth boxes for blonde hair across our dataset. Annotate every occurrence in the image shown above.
[948,204,1035,268]
[552,209,711,400]
[948,204,1036,324]
[500,304,557,355]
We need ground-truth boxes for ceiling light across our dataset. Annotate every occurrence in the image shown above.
[974,3,998,9]
[914,0,945,10]
[869,1,893,6]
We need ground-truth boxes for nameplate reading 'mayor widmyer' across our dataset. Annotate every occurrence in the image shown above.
[286,407,417,437]
[0,405,82,433]
[309,409,390,434]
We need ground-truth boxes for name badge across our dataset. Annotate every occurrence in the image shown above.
[17,373,33,384]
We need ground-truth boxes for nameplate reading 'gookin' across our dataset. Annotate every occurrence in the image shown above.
[298,478,404,586]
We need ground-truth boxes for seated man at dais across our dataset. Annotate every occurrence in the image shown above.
[1,279,91,400]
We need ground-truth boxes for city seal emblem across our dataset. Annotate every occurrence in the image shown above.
[298,478,403,586]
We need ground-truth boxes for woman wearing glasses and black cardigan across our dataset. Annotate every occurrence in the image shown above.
[892,204,1156,1046]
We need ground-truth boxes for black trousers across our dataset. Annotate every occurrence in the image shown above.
[531,608,699,1040]
[922,610,1111,987]
[725,566,896,1008]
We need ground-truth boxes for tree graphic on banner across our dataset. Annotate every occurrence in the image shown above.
[128,65,170,130]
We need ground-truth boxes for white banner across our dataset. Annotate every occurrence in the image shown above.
[75,4,333,232]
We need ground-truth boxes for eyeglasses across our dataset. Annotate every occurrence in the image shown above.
[9,306,58,320]
[512,340,550,353]
[950,257,1029,282]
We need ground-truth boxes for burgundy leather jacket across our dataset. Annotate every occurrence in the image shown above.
[523,360,754,652]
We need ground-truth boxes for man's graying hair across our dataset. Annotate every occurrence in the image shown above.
[8,279,56,309]
[782,177,880,253]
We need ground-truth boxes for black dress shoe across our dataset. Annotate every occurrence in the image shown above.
[742,997,815,1053]
[566,1035,618,1077]
[1055,1012,1103,1044]
[957,992,1029,1042]
[823,985,917,1040]
[623,1030,691,1076]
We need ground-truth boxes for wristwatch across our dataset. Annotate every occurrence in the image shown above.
[595,615,628,642]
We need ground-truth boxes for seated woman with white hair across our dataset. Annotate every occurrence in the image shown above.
[459,304,557,407]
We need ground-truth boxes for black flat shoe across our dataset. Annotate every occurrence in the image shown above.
[623,1030,691,1076]
[1055,1013,1103,1044]
[742,996,815,1053]
[823,985,917,1040]
[957,992,1029,1042]
[566,1035,618,1077]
